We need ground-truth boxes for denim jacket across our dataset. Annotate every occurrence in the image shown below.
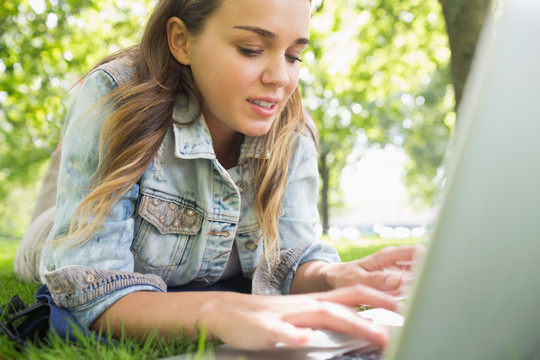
[40,57,340,328]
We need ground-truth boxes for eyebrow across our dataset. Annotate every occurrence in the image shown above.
[233,25,310,45]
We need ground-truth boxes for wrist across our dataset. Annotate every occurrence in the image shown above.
[197,292,230,340]
[291,260,336,293]
[319,261,338,289]
[197,292,251,342]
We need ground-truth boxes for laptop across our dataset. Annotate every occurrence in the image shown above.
[171,0,540,358]
[385,0,540,358]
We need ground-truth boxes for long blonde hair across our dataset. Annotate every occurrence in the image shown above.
[63,0,312,261]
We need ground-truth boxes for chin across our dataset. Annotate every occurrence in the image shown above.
[243,128,272,138]
[242,121,275,138]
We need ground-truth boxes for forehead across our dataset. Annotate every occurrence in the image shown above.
[208,0,311,40]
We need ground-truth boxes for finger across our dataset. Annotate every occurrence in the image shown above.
[361,270,409,292]
[283,301,389,348]
[369,245,425,269]
[219,318,314,350]
[312,284,400,312]
[342,268,404,293]
[391,270,416,298]
[270,322,315,348]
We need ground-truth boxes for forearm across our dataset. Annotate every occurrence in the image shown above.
[290,260,333,294]
[90,283,397,350]
[90,290,237,341]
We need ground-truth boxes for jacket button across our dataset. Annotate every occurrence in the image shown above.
[245,240,258,251]
[169,203,178,210]
[152,198,160,206]
[237,181,248,193]
[84,275,95,284]
[186,209,195,217]
[173,220,181,227]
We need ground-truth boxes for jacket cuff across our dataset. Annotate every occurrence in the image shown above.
[44,265,167,309]
[252,242,341,296]
[252,245,309,295]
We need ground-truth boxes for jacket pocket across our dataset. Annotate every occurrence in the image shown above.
[131,192,203,275]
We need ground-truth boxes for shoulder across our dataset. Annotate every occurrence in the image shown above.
[88,56,138,88]
[63,58,138,138]
[74,56,138,105]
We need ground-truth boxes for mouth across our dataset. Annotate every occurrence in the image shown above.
[247,99,278,109]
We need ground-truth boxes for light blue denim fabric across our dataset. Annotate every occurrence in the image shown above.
[40,59,340,328]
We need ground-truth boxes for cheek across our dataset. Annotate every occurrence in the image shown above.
[285,69,300,96]
[203,54,261,92]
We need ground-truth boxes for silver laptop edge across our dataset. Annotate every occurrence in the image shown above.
[385,0,540,359]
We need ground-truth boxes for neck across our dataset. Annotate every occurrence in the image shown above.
[201,107,244,169]
[212,131,244,170]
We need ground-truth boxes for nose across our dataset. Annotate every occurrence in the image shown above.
[261,56,290,88]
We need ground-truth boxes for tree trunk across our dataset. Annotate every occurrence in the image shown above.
[439,0,491,110]
[319,151,330,234]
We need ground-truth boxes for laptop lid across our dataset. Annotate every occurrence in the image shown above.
[384,0,540,359]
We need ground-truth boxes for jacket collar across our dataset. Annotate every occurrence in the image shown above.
[171,97,269,160]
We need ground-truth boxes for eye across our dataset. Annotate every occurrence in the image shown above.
[286,53,303,64]
[238,47,263,57]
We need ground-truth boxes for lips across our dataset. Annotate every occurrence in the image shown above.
[247,97,279,117]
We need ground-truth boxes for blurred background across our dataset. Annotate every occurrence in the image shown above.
[0,0,491,244]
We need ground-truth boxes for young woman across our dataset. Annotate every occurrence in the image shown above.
[15,0,420,350]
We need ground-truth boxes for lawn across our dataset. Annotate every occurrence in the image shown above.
[0,235,422,359]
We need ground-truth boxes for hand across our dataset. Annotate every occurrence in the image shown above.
[324,245,425,298]
[199,284,399,350]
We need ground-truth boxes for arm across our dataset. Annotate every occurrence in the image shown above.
[91,284,399,350]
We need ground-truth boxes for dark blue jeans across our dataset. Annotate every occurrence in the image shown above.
[34,284,107,343]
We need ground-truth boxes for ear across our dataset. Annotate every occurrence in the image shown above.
[167,17,191,65]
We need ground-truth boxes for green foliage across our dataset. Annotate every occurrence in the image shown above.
[0,0,153,238]
[0,0,455,238]
[304,0,454,216]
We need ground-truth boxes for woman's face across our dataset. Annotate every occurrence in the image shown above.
[170,0,311,142]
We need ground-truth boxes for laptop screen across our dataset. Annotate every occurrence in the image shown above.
[384,0,540,359]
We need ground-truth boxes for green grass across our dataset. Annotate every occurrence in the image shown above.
[0,238,205,359]
[0,236,422,359]
[0,239,41,305]
[325,235,424,262]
